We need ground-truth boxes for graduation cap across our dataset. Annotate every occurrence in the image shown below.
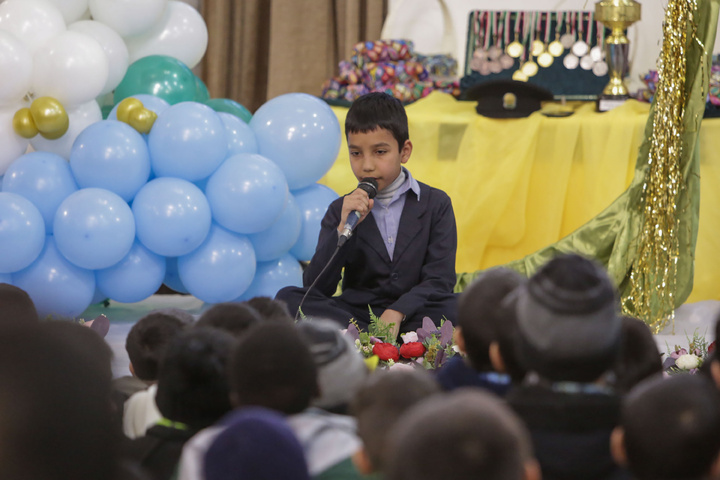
[465,80,554,118]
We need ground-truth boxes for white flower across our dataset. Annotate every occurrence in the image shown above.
[452,345,461,353]
[676,354,701,370]
[402,332,418,344]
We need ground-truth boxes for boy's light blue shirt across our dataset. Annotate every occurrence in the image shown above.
[372,167,420,261]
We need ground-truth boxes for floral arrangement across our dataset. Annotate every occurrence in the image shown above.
[345,309,457,370]
[663,330,716,375]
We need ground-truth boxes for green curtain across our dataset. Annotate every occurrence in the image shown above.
[456,0,720,319]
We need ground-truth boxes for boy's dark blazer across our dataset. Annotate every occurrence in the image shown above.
[304,181,457,320]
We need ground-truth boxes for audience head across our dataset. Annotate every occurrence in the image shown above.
[204,407,310,480]
[229,323,318,414]
[244,296,293,323]
[613,316,662,393]
[196,302,261,338]
[296,318,368,413]
[125,312,185,382]
[457,267,524,373]
[387,389,540,480]
[707,313,720,389]
[612,375,720,480]
[0,323,117,480]
[148,307,195,325]
[350,369,440,474]
[0,283,38,324]
[345,92,409,150]
[155,327,235,430]
[515,254,622,382]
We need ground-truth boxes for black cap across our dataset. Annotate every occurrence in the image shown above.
[465,80,553,118]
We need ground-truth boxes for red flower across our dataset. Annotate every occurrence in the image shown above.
[709,341,716,354]
[399,342,426,359]
[372,342,400,362]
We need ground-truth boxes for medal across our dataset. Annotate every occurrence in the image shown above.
[498,12,515,70]
[560,12,575,49]
[487,12,502,60]
[530,12,544,56]
[506,11,524,58]
[489,60,503,74]
[521,59,539,77]
[518,18,537,78]
[590,21,605,62]
[499,53,515,69]
[571,12,589,58]
[512,69,529,82]
[592,60,609,76]
[548,11,565,57]
[563,53,579,70]
[580,54,594,70]
[536,13,554,68]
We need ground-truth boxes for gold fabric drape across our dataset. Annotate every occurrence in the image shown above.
[200,0,387,113]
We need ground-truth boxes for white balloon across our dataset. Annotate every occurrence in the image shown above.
[45,0,89,24]
[69,20,129,95]
[30,100,102,159]
[0,104,30,175]
[32,31,109,107]
[0,0,66,54]
[124,1,207,68]
[88,0,168,38]
[0,31,32,107]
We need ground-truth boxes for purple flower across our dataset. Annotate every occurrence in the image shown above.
[416,328,431,343]
[670,348,688,359]
[422,317,440,335]
[440,321,454,347]
[345,324,360,342]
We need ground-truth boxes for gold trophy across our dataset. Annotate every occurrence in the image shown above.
[595,0,641,111]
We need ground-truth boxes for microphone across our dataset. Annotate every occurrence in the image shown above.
[338,177,378,247]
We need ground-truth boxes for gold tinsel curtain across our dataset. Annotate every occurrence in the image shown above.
[199,0,387,113]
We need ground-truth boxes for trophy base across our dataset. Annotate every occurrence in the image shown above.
[597,94,630,112]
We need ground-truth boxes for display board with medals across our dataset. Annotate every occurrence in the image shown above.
[461,11,614,99]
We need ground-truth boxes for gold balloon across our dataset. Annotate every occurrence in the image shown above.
[30,97,69,140]
[13,108,39,139]
[116,98,144,124]
[128,108,157,135]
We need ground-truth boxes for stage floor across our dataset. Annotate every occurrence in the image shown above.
[91,295,720,379]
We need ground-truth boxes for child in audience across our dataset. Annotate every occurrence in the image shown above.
[386,390,541,480]
[613,316,663,393]
[195,302,261,338]
[243,296,294,323]
[124,327,235,480]
[0,283,38,324]
[350,369,440,477]
[277,92,458,338]
[123,312,185,439]
[507,254,630,480]
[437,267,524,394]
[611,375,720,480]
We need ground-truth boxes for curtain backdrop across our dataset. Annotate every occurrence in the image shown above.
[200,0,387,113]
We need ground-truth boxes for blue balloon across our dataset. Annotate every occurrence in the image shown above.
[90,287,108,305]
[250,93,341,190]
[238,253,303,301]
[13,236,95,318]
[205,153,288,234]
[0,273,11,284]
[53,188,135,270]
[70,120,151,202]
[96,240,166,303]
[290,184,340,261]
[163,257,189,294]
[178,224,257,303]
[218,112,258,155]
[0,192,45,273]
[148,102,228,182]
[248,194,301,261]
[107,94,170,120]
[133,178,212,256]
[2,152,78,233]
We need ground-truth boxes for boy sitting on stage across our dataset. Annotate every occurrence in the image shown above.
[277,92,458,338]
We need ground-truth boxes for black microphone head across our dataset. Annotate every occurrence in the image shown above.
[358,177,379,199]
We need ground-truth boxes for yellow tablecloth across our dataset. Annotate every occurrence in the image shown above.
[319,92,720,303]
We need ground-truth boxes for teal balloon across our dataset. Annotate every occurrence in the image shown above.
[178,223,257,303]
[0,192,46,273]
[13,236,95,319]
[194,75,210,103]
[204,98,252,124]
[114,55,197,106]
[96,241,166,303]
[238,253,302,301]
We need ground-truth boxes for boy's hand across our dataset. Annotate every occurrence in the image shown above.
[379,309,403,341]
[337,188,374,234]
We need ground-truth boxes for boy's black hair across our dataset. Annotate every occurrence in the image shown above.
[458,268,524,372]
[622,375,720,480]
[155,327,235,429]
[0,323,117,480]
[243,297,293,323]
[387,390,534,480]
[229,323,318,415]
[196,303,261,338]
[613,316,662,393]
[350,370,440,472]
[345,92,409,151]
[125,313,185,381]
